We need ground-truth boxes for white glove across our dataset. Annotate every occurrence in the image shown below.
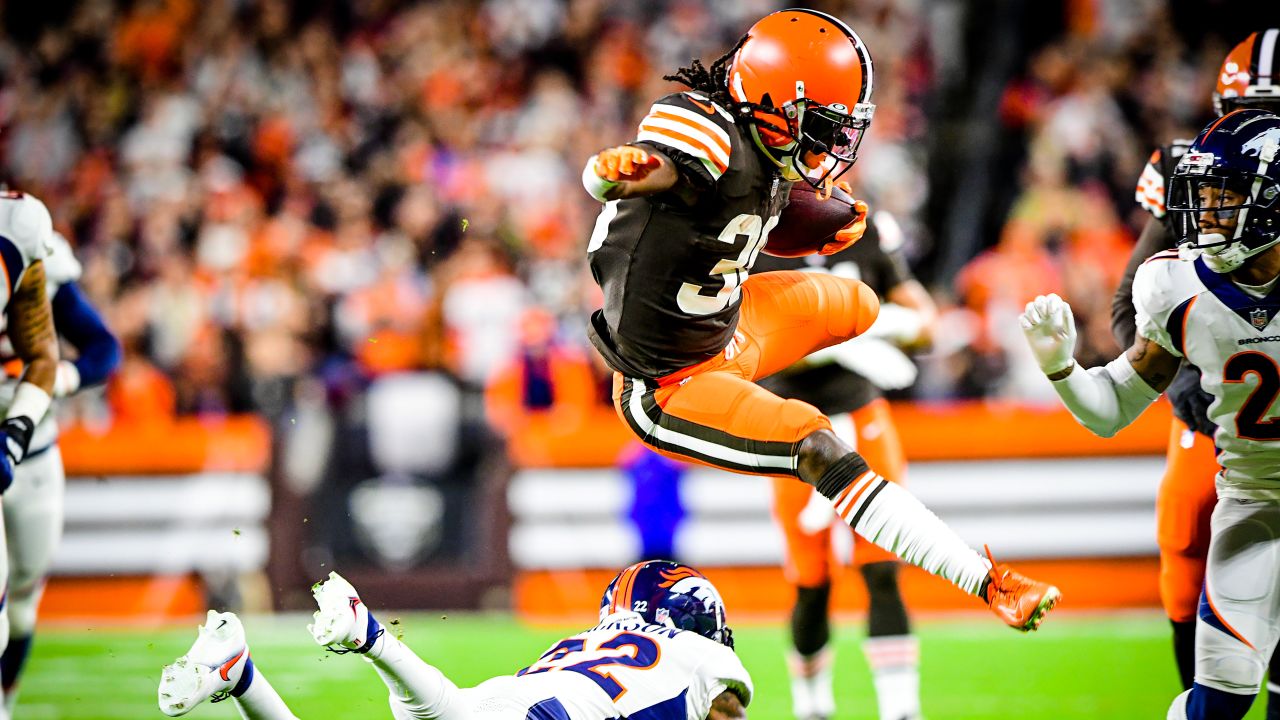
[1019,293,1077,376]
[810,335,918,390]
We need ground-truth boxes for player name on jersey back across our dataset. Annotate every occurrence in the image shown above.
[494,611,751,720]
[1134,253,1280,498]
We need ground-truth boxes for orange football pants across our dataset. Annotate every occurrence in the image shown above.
[611,271,879,479]
[771,398,906,586]
[1157,417,1220,623]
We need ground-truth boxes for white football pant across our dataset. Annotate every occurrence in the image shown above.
[1195,496,1280,695]
[4,446,63,641]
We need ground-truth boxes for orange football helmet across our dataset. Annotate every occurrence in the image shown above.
[728,9,875,187]
[1214,29,1280,116]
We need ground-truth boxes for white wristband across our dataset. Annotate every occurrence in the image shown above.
[7,382,52,426]
[582,155,620,203]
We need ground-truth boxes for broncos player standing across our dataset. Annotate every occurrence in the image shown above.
[1112,30,1280,702]
[0,230,119,707]
[584,8,1058,631]
[0,191,61,720]
[753,205,935,720]
[159,561,751,719]
[1022,109,1280,720]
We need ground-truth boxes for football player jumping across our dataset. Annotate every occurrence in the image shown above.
[1022,109,1280,720]
[584,8,1058,630]
[1111,29,1280,707]
[158,561,752,719]
[0,230,120,707]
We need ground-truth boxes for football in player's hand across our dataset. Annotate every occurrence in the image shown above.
[765,183,861,258]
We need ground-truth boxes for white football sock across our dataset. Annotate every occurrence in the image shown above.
[787,648,835,720]
[864,635,921,720]
[833,475,991,596]
[365,634,468,720]
[232,668,299,720]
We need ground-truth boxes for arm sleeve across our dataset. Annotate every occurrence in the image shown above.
[51,282,121,389]
[633,93,735,191]
[1111,217,1175,348]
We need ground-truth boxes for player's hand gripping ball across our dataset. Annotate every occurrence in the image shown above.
[766,181,869,258]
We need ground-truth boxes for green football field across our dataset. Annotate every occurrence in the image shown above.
[13,611,1267,719]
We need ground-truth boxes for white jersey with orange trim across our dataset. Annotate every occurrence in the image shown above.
[1133,252,1280,498]
[464,611,751,720]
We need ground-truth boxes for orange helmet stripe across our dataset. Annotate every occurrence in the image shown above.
[611,563,642,613]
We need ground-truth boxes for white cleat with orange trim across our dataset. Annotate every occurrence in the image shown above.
[308,571,383,653]
[158,610,252,716]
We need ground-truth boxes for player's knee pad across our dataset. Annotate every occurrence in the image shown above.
[824,279,879,341]
[5,582,40,638]
[791,583,831,656]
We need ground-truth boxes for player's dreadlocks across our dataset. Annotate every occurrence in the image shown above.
[663,35,749,112]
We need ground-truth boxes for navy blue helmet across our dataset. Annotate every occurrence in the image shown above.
[599,560,734,650]
[1167,108,1280,273]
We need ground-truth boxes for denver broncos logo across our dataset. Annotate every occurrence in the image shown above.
[657,566,704,588]
[1244,127,1280,158]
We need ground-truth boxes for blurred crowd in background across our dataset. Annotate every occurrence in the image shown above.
[0,0,1272,433]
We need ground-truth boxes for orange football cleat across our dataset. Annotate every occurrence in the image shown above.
[983,545,1061,632]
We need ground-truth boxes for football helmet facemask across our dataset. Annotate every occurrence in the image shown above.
[727,8,875,189]
[1168,109,1280,273]
[599,560,735,650]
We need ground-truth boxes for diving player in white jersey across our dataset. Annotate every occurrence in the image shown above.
[1020,108,1280,720]
[0,190,62,719]
[158,560,752,720]
[0,230,119,707]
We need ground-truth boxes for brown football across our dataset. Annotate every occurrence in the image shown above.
[764,183,860,258]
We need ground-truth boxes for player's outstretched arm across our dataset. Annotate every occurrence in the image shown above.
[582,145,678,201]
[707,690,747,720]
[1021,293,1178,438]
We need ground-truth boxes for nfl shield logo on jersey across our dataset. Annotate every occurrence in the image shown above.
[1251,307,1270,330]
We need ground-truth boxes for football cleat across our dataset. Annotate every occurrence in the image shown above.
[983,546,1061,632]
[158,610,251,716]
[309,571,383,653]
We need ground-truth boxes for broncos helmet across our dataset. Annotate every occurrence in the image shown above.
[599,560,735,650]
[1167,108,1280,273]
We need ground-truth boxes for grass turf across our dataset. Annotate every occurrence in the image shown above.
[15,611,1265,719]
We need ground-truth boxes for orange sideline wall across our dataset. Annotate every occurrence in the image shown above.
[44,417,271,622]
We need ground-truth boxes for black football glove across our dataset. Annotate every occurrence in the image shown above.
[1167,364,1216,439]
